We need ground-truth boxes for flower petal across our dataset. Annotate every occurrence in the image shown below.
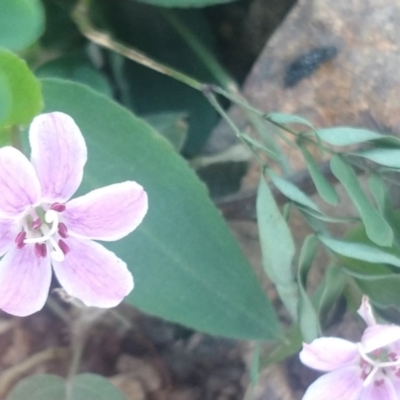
[52,236,133,308]
[361,325,400,354]
[300,338,359,371]
[63,182,148,241]
[360,373,398,400]
[0,218,18,257]
[302,366,363,400]
[0,147,41,217]
[29,112,87,202]
[357,296,376,327]
[0,245,52,316]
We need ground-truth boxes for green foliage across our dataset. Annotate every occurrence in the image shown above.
[256,176,297,319]
[6,374,127,400]
[36,54,113,97]
[0,48,43,127]
[297,235,320,342]
[300,144,338,205]
[41,78,281,340]
[130,0,236,9]
[352,148,400,169]
[102,2,219,155]
[0,0,45,52]
[330,155,393,247]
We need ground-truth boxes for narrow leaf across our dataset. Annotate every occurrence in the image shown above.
[330,155,393,247]
[317,127,389,146]
[297,235,320,342]
[256,176,298,319]
[352,148,400,169]
[267,113,315,129]
[318,235,400,267]
[300,144,338,205]
[267,169,321,213]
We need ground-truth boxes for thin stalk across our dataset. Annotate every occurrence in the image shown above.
[73,0,203,91]
[162,10,235,91]
[205,91,265,166]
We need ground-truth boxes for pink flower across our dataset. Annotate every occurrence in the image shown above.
[300,296,400,400]
[0,112,148,316]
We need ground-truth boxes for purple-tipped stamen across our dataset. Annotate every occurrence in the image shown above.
[58,222,69,239]
[15,231,27,249]
[50,203,66,212]
[31,218,42,230]
[34,243,47,258]
[58,239,70,255]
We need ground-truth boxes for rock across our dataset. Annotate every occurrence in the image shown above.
[207,0,400,159]
[110,375,146,400]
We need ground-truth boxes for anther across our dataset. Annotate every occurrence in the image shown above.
[50,203,66,212]
[58,239,70,255]
[24,210,60,244]
[31,218,42,230]
[58,223,69,239]
[34,243,47,258]
[15,231,26,249]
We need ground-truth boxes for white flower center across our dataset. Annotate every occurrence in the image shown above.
[15,204,70,262]
[357,343,400,386]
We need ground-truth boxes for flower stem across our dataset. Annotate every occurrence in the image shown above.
[72,0,204,91]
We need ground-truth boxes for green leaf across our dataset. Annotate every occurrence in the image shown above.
[267,169,321,213]
[314,265,345,323]
[352,148,400,169]
[145,112,188,152]
[0,0,45,52]
[267,113,315,130]
[41,78,281,340]
[6,373,126,400]
[0,48,43,127]
[0,71,12,125]
[256,176,297,319]
[317,127,391,146]
[330,155,393,247]
[318,235,400,267]
[300,144,338,205]
[36,54,113,97]
[130,0,235,8]
[297,235,320,342]
[241,133,280,160]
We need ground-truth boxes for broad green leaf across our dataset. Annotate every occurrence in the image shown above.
[330,155,393,247]
[352,148,400,169]
[130,0,235,8]
[145,112,188,152]
[297,235,320,342]
[0,0,45,52]
[6,373,126,400]
[256,176,297,319]
[36,54,112,97]
[0,48,42,126]
[300,144,338,205]
[267,169,321,213]
[41,78,280,340]
[318,235,400,268]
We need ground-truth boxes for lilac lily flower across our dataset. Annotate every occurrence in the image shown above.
[300,296,400,400]
[0,112,148,316]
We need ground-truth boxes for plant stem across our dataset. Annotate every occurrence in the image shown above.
[73,0,204,91]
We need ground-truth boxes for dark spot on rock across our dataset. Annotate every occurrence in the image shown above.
[284,46,338,87]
